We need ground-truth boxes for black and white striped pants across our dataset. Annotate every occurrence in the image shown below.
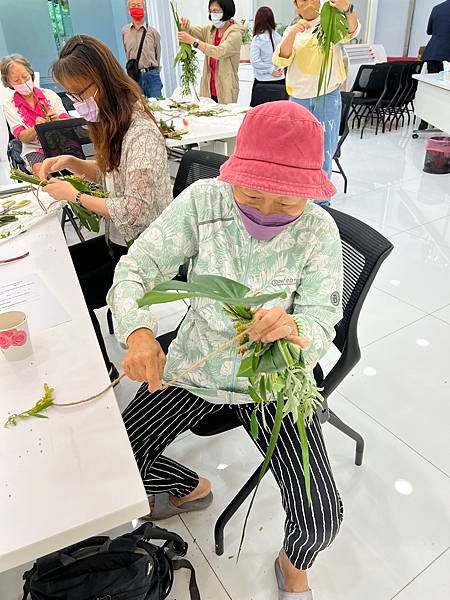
[123,385,344,570]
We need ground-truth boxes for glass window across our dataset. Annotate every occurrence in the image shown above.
[47,0,74,52]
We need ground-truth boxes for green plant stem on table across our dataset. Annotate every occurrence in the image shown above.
[9,169,106,233]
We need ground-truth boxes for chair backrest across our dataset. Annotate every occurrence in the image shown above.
[339,91,354,137]
[404,61,423,104]
[173,149,229,198]
[382,61,411,103]
[327,207,393,355]
[365,62,392,96]
[35,118,93,161]
[250,83,289,107]
[351,64,375,93]
[56,91,75,113]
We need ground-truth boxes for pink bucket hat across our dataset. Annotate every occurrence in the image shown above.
[219,100,336,199]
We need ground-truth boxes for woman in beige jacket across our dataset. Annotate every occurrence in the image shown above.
[178,0,242,104]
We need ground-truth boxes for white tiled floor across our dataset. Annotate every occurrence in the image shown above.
[1,125,450,599]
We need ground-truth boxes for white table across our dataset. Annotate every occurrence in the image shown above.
[0,200,148,573]
[413,73,450,136]
[155,100,248,156]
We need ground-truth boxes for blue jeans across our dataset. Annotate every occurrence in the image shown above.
[291,88,342,206]
[138,69,163,98]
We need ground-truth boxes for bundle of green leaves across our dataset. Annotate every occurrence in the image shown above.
[139,274,324,551]
[314,1,349,97]
[10,169,105,233]
[170,2,200,99]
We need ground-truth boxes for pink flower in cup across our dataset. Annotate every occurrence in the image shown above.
[11,329,27,347]
[0,328,27,349]
[0,332,11,350]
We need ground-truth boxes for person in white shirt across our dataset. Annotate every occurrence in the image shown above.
[273,0,360,206]
[0,54,69,175]
[250,6,285,106]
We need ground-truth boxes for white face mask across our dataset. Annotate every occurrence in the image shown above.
[12,78,34,96]
[210,12,225,28]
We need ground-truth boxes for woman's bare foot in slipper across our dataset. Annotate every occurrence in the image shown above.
[147,477,211,511]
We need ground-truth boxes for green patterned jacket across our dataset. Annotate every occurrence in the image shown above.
[107,179,343,404]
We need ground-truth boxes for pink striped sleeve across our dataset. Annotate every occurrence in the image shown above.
[12,125,26,139]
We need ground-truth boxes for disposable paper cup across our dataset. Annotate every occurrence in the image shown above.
[0,311,33,361]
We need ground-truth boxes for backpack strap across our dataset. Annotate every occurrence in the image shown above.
[138,522,188,557]
[35,537,110,575]
[173,559,201,600]
[21,565,36,600]
[136,27,147,69]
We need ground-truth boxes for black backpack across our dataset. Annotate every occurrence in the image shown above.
[22,523,200,600]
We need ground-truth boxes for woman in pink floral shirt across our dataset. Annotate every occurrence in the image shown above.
[1,54,69,175]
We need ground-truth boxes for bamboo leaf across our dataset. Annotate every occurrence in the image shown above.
[248,386,263,405]
[237,392,285,559]
[237,356,256,378]
[297,415,312,505]
[250,409,259,440]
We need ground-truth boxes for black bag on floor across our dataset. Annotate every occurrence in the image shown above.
[22,522,201,600]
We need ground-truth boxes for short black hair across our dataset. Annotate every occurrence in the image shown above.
[208,0,236,22]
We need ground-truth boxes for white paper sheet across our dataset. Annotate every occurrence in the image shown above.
[0,273,71,333]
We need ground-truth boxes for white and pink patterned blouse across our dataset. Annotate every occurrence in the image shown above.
[2,87,69,160]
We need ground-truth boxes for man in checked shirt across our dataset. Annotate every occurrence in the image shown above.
[123,0,163,98]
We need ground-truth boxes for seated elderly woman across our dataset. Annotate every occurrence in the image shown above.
[108,101,343,600]
[0,54,70,175]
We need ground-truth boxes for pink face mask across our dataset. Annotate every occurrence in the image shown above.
[73,95,100,123]
[235,201,301,241]
[12,79,34,96]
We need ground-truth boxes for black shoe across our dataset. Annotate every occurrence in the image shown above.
[108,363,120,385]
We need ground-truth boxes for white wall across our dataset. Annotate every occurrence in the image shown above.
[408,0,435,56]
[374,0,411,56]
[177,0,251,25]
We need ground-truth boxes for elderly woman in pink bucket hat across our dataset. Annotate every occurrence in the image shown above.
[108,101,344,599]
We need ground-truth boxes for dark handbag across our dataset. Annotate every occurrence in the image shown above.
[126,28,147,81]
[22,522,201,600]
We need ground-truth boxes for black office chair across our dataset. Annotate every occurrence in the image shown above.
[56,91,76,113]
[156,190,394,553]
[333,92,354,194]
[5,121,30,174]
[250,83,289,107]
[351,63,392,137]
[35,118,93,242]
[173,148,229,199]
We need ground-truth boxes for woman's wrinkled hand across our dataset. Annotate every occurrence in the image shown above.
[249,308,310,348]
[123,329,167,392]
[272,68,284,78]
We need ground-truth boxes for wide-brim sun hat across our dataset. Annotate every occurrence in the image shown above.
[219,100,336,200]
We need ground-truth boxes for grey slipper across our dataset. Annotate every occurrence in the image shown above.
[274,559,314,600]
[141,492,214,521]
